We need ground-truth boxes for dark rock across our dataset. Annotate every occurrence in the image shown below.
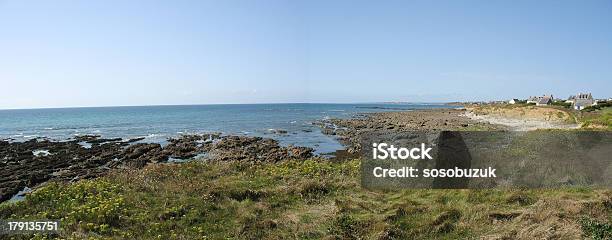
[208,136,313,163]
[121,143,167,167]
[321,128,336,135]
[125,137,145,143]
[268,129,288,134]
[86,138,122,144]
[163,134,218,159]
[315,109,502,153]
[287,146,313,159]
[74,135,101,142]
[0,132,314,203]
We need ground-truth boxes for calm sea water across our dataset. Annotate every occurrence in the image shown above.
[0,103,451,153]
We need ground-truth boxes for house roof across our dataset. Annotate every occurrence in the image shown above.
[575,93,593,100]
[537,97,552,104]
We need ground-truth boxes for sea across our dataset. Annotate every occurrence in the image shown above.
[0,103,451,154]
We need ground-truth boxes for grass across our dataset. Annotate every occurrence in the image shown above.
[470,104,582,125]
[580,217,612,240]
[581,107,612,129]
[475,103,612,127]
[1,159,610,239]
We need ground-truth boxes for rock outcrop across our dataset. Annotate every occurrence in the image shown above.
[315,109,502,153]
[0,133,313,202]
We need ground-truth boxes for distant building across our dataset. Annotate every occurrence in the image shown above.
[568,93,595,110]
[536,96,553,106]
[527,95,553,106]
[527,96,538,104]
[527,95,553,105]
[508,99,519,104]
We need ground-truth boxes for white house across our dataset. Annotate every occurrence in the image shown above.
[568,93,595,110]
[508,99,519,104]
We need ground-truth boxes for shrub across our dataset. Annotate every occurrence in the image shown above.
[0,180,127,235]
[551,101,572,108]
[582,101,612,112]
[581,107,612,128]
[580,217,612,240]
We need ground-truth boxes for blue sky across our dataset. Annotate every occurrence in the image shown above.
[1,0,611,109]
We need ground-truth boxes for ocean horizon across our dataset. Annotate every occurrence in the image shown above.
[0,103,453,153]
[0,102,452,111]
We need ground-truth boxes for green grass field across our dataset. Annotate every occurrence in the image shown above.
[1,159,610,239]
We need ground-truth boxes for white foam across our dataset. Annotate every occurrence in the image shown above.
[145,133,164,138]
[32,149,51,157]
[78,142,92,149]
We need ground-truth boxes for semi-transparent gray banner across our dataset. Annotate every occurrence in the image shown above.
[361,131,612,189]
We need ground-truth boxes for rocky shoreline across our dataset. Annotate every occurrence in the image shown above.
[1,108,499,203]
[0,134,313,202]
[316,109,503,153]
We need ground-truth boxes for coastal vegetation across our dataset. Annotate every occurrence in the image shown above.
[582,101,612,112]
[580,107,612,129]
[1,108,610,239]
[466,104,579,127]
[1,159,610,239]
[467,103,612,129]
[550,101,572,108]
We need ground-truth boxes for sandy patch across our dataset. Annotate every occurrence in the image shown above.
[462,111,579,131]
